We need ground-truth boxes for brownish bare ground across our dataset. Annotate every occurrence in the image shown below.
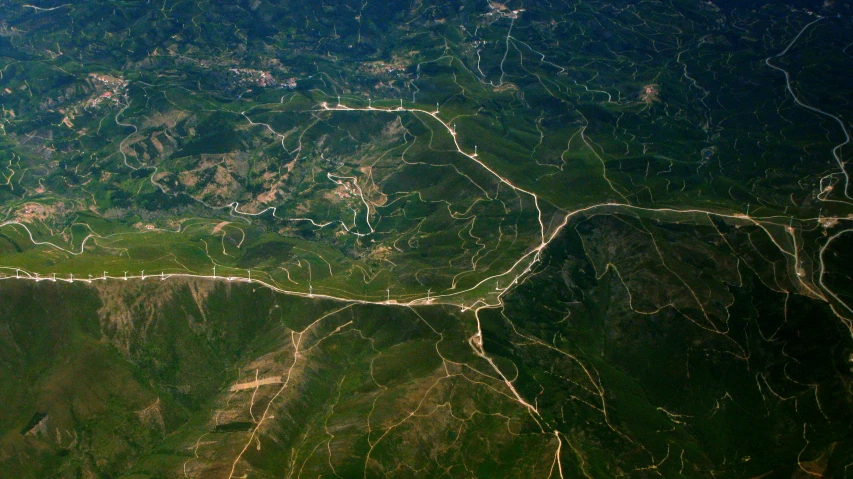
[229,376,283,392]
[13,202,59,223]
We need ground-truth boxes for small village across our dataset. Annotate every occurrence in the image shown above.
[225,68,297,90]
[86,73,128,108]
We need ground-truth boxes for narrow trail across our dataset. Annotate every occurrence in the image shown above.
[7,5,853,478]
[2,91,853,478]
[2,92,851,319]
[764,16,853,203]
